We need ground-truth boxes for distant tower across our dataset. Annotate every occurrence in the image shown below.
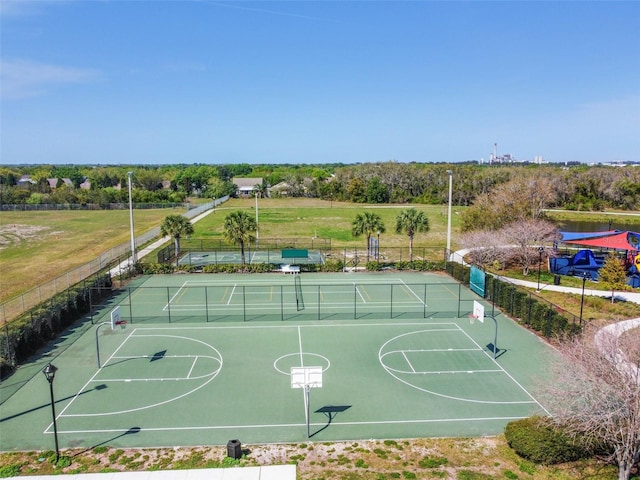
[490,143,498,164]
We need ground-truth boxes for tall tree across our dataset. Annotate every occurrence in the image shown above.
[395,208,430,262]
[543,324,640,480]
[352,212,386,263]
[160,215,194,266]
[500,219,559,275]
[223,211,257,266]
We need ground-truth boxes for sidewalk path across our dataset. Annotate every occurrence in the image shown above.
[110,208,216,276]
[10,465,296,480]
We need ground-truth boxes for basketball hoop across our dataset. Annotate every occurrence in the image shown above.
[115,320,128,330]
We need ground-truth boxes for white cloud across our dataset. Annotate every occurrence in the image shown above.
[1,59,103,100]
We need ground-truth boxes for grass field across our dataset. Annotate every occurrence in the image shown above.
[0,208,185,301]
[0,199,464,303]
[194,198,463,249]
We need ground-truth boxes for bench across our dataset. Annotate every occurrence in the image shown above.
[280,264,300,274]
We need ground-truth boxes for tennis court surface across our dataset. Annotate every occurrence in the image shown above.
[0,272,556,451]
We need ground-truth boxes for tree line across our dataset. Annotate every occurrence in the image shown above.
[1,162,639,217]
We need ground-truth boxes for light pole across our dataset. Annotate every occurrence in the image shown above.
[536,246,544,291]
[255,191,259,247]
[446,170,453,257]
[127,172,137,264]
[376,230,380,260]
[580,271,591,324]
[42,363,60,463]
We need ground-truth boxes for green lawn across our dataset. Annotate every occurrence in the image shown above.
[0,208,185,301]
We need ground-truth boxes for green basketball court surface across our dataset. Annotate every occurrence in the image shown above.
[0,272,555,451]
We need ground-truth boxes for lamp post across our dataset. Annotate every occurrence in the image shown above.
[42,363,60,463]
[580,271,591,324]
[255,191,259,247]
[376,230,380,260]
[127,172,137,264]
[536,246,544,291]
[446,170,453,257]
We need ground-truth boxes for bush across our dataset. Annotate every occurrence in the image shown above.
[367,261,382,271]
[141,263,175,274]
[320,259,344,272]
[504,416,590,465]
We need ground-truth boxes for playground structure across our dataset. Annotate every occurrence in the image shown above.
[550,230,640,287]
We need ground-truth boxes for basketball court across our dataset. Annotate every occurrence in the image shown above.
[0,272,556,451]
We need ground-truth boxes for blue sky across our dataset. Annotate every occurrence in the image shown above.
[1,1,639,165]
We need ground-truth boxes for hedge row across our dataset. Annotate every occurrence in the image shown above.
[446,262,581,337]
[0,272,113,378]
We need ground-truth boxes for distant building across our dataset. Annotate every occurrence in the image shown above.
[232,177,263,197]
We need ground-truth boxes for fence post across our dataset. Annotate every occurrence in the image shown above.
[423,284,427,318]
[205,286,209,323]
[353,284,357,319]
[167,287,171,323]
[128,287,133,324]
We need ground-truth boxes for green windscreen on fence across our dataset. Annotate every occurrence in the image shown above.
[282,249,308,259]
[470,266,486,297]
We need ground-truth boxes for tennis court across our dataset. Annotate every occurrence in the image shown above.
[0,272,556,451]
[177,248,324,267]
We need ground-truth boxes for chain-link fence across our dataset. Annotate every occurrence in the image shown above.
[0,199,222,324]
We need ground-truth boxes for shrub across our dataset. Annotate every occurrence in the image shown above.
[418,456,448,468]
[141,263,175,274]
[0,464,21,478]
[320,259,344,272]
[504,416,590,465]
[367,261,382,271]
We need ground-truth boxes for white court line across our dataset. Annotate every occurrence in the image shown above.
[126,322,459,332]
[53,415,530,436]
[402,351,416,373]
[227,283,238,305]
[48,327,137,431]
[297,326,304,366]
[163,281,190,311]
[63,332,222,417]
[187,357,198,379]
[354,284,367,303]
[455,324,552,415]
[399,279,427,305]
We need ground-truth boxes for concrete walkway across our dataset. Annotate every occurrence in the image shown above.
[11,465,296,480]
[110,208,217,276]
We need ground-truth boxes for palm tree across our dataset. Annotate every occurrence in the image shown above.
[395,208,430,262]
[160,214,194,266]
[223,211,257,265]
[352,212,386,263]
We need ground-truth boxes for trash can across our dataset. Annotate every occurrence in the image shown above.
[227,439,242,459]
[553,275,561,285]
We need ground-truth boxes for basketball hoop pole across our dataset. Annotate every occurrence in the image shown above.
[488,315,498,359]
[95,321,111,368]
[305,385,311,438]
